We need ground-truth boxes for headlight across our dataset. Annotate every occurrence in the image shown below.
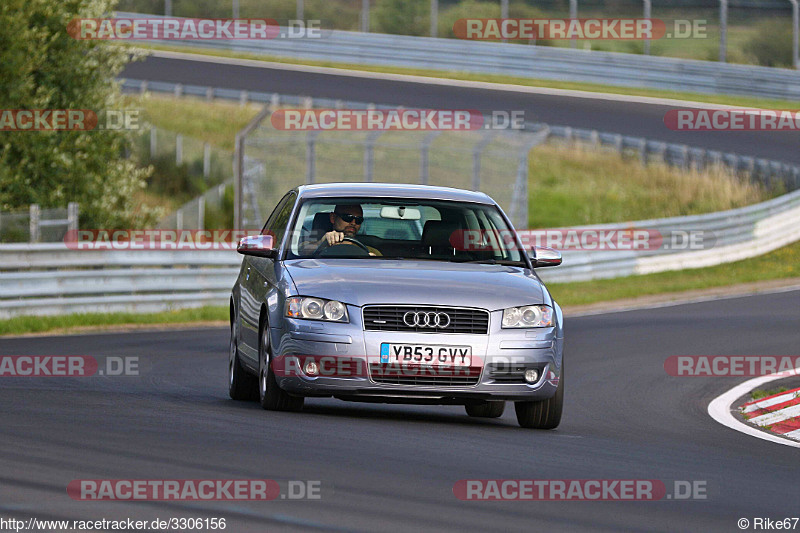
[285,297,349,322]
[501,305,553,328]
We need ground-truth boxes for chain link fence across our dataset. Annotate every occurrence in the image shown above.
[236,97,546,230]
[0,203,79,243]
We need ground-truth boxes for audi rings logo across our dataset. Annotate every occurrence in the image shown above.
[403,311,451,329]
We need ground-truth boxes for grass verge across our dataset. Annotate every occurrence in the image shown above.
[749,388,790,402]
[0,307,227,337]
[129,43,800,110]
[547,239,800,306]
[528,143,771,227]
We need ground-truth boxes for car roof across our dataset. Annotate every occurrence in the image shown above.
[295,183,495,205]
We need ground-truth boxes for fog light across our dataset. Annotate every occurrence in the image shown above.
[304,361,319,376]
[524,369,539,383]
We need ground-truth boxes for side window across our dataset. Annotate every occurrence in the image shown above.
[262,192,297,248]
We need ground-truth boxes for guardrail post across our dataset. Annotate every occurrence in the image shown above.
[67,203,79,232]
[240,90,248,106]
[198,196,206,230]
[150,127,157,158]
[303,96,313,109]
[270,93,280,111]
[297,0,304,20]
[643,0,652,55]
[419,131,441,185]
[430,0,438,37]
[364,131,383,183]
[361,0,370,32]
[791,0,799,69]
[306,131,318,184]
[176,208,183,230]
[612,134,623,153]
[719,0,728,62]
[472,133,494,191]
[140,80,148,94]
[174,83,183,98]
[636,138,647,165]
[233,0,239,18]
[206,87,214,101]
[569,0,578,49]
[176,134,183,165]
[501,0,509,43]
[203,143,211,178]
[165,0,172,17]
[29,204,40,243]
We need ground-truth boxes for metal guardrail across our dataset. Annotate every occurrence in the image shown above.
[2,185,800,317]
[116,12,800,100]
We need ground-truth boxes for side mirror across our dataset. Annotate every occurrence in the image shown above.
[530,246,562,268]
[237,235,278,259]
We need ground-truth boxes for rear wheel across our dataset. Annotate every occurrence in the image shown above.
[228,322,257,401]
[514,361,564,429]
[259,322,304,412]
[465,401,505,418]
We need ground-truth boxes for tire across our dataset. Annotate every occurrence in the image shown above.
[228,322,257,401]
[258,321,304,412]
[465,401,505,418]
[514,361,564,429]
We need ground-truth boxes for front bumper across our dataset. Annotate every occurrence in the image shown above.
[272,309,563,404]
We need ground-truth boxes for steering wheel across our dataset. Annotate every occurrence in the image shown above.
[313,236,371,257]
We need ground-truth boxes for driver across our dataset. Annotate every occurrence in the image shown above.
[308,204,382,256]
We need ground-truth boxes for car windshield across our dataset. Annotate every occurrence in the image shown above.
[285,197,526,265]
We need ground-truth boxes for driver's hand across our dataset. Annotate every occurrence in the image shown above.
[322,231,345,246]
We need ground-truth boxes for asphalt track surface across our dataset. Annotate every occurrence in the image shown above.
[122,54,800,164]
[2,290,798,532]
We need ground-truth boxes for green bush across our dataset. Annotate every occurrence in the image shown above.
[203,184,234,230]
[743,19,794,68]
[375,0,428,36]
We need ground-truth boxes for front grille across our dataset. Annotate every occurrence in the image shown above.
[363,306,489,334]
[369,363,481,386]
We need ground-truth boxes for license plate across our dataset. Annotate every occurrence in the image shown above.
[380,343,472,366]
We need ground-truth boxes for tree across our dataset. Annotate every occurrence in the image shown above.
[375,0,428,36]
[0,0,153,228]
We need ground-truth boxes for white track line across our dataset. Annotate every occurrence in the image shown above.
[708,368,800,448]
[148,50,765,111]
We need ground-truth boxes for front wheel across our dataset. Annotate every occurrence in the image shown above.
[514,361,564,429]
[258,323,304,412]
[229,322,257,401]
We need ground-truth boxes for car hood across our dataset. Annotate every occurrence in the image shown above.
[284,259,544,310]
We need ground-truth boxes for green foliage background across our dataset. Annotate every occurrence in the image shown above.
[0,0,154,228]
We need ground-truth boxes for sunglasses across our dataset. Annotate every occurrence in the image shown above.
[335,213,364,224]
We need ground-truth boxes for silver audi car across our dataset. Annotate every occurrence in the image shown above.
[229,183,564,429]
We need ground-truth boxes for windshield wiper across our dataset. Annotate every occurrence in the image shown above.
[459,259,527,266]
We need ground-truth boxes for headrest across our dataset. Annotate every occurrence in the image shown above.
[421,220,460,248]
